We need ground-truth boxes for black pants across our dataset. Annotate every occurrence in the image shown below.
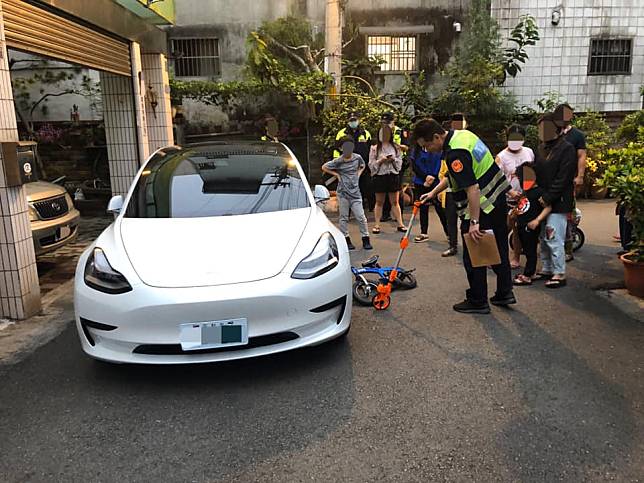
[445,192,459,250]
[619,204,633,251]
[360,173,374,211]
[517,225,539,277]
[414,184,449,236]
[461,199,513,306]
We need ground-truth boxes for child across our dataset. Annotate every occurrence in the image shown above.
[496,124,535,268]
[513,164,551,286]
[322,137,373,250]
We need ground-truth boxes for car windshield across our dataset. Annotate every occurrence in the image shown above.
[125,145,310,218]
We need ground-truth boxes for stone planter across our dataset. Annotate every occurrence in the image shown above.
[620,253,644,298]
[590,184,608,199]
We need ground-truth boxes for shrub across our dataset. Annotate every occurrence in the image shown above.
[600,138,644,261]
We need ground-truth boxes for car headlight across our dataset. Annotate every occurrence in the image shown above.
[84,248,132,294]
[291,232,339,280]
[28,205,39,222]
[65,192,74,208]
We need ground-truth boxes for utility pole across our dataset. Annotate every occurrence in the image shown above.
[324,0,342,106]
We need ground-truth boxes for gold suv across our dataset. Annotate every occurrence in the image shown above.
[26,181,81,255]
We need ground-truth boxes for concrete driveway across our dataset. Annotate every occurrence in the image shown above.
[0,200,641,482]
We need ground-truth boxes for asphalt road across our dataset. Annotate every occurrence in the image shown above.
[0,200,642,482]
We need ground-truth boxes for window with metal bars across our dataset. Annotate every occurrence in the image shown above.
[588,38,632,75]
[170,38,221,78]
[367,35,417,72]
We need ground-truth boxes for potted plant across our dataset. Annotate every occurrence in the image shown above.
[601,139,644,297]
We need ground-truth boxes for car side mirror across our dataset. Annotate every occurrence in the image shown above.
[107,195,123,216]
[313,185,330,204]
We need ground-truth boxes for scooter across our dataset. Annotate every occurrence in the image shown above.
[372,200,423,310]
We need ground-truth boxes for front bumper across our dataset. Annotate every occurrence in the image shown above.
[74,258,352,364]
[31,208,81,255]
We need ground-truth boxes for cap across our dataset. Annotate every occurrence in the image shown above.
[348,111,360,120]
[381,111,395,122]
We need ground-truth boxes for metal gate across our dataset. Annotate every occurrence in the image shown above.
[3,0,131,76]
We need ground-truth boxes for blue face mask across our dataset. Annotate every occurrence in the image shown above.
[348,121,359,129]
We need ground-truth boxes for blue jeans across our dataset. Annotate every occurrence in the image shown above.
[540,213,567,276]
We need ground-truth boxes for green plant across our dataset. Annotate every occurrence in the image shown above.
[502,14,540,81]
[600,140,644,261]
[342,56,385,90]
[393,71,431,117]
[316,82,403,158]
[430,0,520,133]
[615,109,644,143]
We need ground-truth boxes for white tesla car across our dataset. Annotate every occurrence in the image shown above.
[74,142,352,364]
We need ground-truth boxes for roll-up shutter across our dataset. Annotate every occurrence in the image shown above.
[3,0,131,76]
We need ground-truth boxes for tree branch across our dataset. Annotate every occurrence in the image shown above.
[262,33,311,72]
[29,90,76,117]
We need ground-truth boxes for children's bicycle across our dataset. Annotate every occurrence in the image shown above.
[351,255,417,306]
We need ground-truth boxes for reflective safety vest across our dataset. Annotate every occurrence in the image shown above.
[333,127,371,157]
[447,130,509,218]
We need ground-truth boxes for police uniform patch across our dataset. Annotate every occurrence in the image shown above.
[451,160,464,173]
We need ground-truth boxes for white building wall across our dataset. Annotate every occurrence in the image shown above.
[492,0,644,112]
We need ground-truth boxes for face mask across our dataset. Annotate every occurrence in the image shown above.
[508,140,524,151]
[348,121,359,129]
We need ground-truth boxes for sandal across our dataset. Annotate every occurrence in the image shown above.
[545,278,567,289]
[513,274,533,286]
[533,272,553,281]
[397,226,407,233]
[414,234,429,243]
[510,260,521,269]
[372,226,381,234]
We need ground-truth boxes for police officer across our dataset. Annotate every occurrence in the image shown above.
[334,112,373,209]
[413,118,515,314]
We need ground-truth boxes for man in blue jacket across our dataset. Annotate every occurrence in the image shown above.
[410,141,449,243]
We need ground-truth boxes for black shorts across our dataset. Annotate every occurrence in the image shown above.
[372,173,401,193]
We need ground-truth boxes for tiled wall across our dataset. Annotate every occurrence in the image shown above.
[0,2,40,319]
[142,53,174,153]
[100,71,142,197]
[492,0,644,112]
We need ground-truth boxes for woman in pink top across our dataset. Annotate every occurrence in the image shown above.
[495,124,535,268]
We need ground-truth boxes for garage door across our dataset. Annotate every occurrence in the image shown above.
[2,0,131,76]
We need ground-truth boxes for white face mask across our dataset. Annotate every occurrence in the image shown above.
[508,140,524,151]
[348,121,359,129]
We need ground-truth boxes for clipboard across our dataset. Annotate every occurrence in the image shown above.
[464,230,501,267]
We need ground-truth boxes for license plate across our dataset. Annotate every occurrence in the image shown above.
[59,225,71,240]
[180,318,248,351]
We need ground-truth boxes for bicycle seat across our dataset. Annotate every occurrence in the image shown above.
[361,255,380,267]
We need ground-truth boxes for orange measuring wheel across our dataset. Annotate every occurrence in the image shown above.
[372,293,391,310]
[373,282,393,310]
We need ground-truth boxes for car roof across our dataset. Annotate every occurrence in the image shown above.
[180,140,290,158]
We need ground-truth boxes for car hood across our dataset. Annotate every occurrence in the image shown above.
[25,181,66,202]
[120,208,311,288]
